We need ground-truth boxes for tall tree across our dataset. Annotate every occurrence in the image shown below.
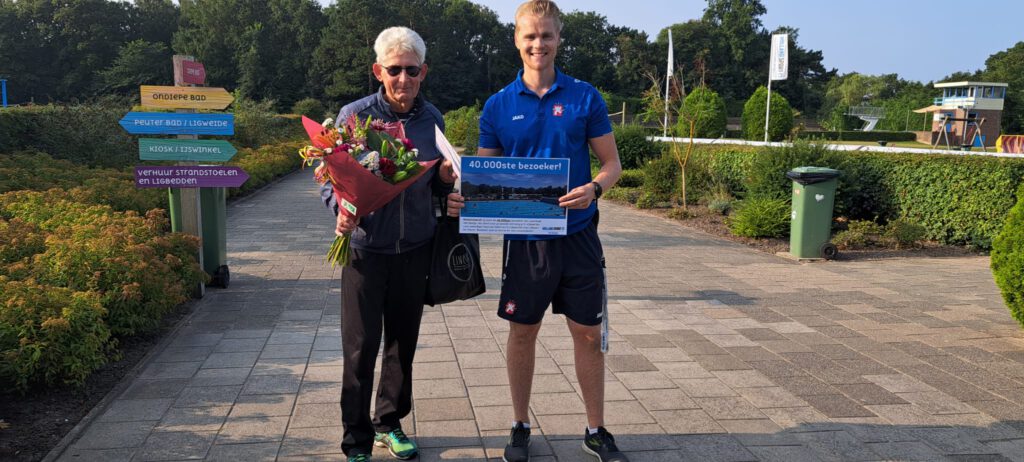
[983,42,1024,133]
[174,0,325,109]
[557,11,617,91]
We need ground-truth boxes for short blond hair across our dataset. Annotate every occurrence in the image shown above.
[514,0,562,32]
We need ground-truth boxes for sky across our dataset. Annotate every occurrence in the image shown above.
[324,0,1023,84]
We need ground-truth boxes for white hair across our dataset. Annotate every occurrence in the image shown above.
[374,27,426,65]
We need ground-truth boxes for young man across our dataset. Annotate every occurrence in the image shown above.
[447,1,626,461]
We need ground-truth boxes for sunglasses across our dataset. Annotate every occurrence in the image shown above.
[384,65,422,77]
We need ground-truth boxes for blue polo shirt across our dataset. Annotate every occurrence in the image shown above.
[479,69,613,240]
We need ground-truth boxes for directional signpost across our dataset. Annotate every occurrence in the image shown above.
[134,166,249,188]
[139,139,237,162]
[123,59,243,290]
[140,85,233,110]
[120,112,234,135]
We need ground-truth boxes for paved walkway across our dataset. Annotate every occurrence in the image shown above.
[52,171,1024,461]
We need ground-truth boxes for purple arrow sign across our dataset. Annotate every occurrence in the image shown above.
[135,166,249,188]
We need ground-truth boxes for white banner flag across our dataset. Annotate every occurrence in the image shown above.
[663,29,673,136]
[770,33,789,81]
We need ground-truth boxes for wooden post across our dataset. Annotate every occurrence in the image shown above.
[171,54,205,297]
[621,102,626,127]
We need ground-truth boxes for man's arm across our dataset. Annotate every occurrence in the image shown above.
[558,132,621,209]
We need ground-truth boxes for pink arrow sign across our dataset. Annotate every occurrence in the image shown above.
[135,166,249,188]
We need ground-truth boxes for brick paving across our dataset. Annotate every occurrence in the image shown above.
[50,171,1024,461]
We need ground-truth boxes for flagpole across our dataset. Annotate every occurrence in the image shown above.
[663,29,673,137]
[764,78,772,143]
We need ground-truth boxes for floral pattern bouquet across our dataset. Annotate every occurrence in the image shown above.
[299,115,438,266]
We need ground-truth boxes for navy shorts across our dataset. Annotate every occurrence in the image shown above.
[498,218,605,326]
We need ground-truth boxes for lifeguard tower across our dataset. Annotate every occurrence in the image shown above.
[915,81,1007,149]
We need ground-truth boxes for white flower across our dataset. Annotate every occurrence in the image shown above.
[357,151,380,171]
[322,117,334,128]
[324,148,333,154]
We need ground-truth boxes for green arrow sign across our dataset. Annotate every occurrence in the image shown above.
[139,139,237,162]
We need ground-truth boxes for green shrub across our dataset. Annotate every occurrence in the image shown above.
[617,169,644,188]
[799,131,917,142]
[291,98,329,121]
[1,279,112,392]
[884,219,926,249]
[728,196,790,238]
[635,190,667,209]
[0,192,206,336]
[742,86,794,141]
[992,183,1024,327]
[677,86,727,138]
[228,141,304,197]
[0,103,137,168]
[232,95,304,149]
[833,220,884,249]
[641,151,679,202]
[703,184,735,215]
[604,186,641,204]
[0,218,45,266]
[443,105,481,155]
[613,124,659,169]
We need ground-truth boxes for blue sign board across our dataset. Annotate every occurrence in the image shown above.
[119,112,234,135]
[1,79,7,108]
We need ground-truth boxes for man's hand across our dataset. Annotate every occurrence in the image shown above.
[558,182,598,209]
[446,192,465,217]
[336,212,359,237]
[439,158,457,184]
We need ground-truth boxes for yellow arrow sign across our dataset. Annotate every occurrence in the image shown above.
[139,86,234,110]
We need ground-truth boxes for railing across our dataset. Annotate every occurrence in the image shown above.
[846,106,886,118]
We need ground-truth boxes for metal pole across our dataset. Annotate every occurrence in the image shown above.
[764,79,772,143]
[1,79,7,108]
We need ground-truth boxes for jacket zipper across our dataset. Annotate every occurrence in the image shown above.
[396,190,405,253]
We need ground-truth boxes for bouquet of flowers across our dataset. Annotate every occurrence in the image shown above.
[299,115,438,267]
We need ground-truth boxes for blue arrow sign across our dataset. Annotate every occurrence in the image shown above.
[119,112,234,135]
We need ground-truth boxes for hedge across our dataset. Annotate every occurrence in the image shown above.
[991,182,1024,327]
[642,141,1024,248]
[0,102,304,167]
[799,131,917,142]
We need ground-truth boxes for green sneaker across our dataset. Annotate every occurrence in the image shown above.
[347,453,371,462]
[374,428,418,459]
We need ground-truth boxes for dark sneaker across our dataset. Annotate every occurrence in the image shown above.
[374,428,417,459]
[582,427,629,462]
[346,453,371,462]
[502,422,531,462]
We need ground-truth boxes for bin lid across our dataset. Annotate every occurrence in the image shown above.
[786,166,840,185]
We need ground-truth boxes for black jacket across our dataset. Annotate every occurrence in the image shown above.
[321,87,450,254]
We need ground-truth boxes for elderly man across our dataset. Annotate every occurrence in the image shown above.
[323,26,455,462]
[445,1,627,461]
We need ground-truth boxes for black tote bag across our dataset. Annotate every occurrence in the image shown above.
[425,200,485,306]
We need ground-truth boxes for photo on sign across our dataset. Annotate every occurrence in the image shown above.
[459,156,569,235]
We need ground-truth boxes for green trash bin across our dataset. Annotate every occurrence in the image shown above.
[786,167,840,260]
[200,187,230,287]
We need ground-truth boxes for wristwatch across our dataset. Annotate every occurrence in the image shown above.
[591,181,603,199]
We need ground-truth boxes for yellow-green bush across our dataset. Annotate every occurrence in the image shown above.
[228,141,304,196]
[1,279,112,392]
[0,192,206,336]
